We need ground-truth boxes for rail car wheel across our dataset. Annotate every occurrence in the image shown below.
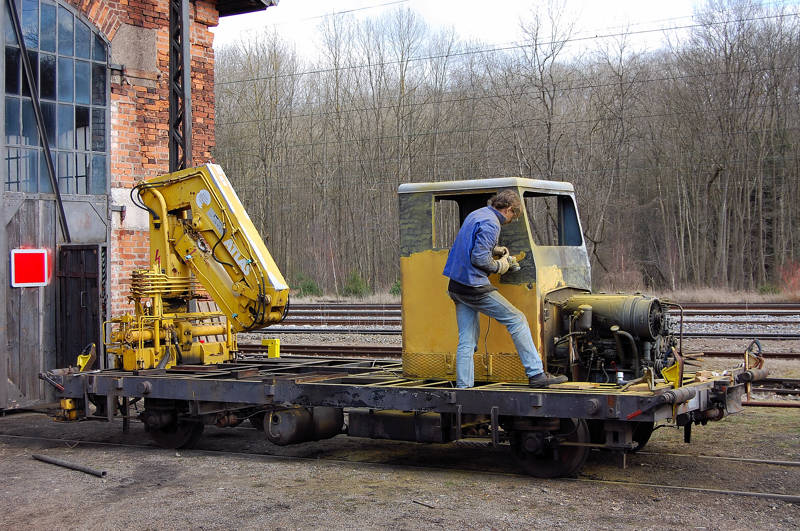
[510,418,590,478]
[147,421,204,449]
[630,421,655,453]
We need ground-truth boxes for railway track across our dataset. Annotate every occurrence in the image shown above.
[751,378,800,395]
[285,302,800,314]
[268,302,800,339]
[240,343,401,358]
[238,343,800,360]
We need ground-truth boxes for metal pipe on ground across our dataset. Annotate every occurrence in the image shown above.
[32,454,107,477]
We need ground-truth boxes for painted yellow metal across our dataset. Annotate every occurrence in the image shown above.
[400,250,455,355]
[106,164,288,370]
[536,264,567,294]
[400,256,541,382]
[60,398,77,420]
[262,338,281,358]
[138,164,289,330]
[400,253,538,384]
[398,179,592,385]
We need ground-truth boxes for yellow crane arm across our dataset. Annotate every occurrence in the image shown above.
[133,164,289,331]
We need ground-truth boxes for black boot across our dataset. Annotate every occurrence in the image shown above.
[528,372,568,388]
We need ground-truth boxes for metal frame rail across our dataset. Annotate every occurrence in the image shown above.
[56,356,746,426]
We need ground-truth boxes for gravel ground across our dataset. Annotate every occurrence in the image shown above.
[1,333,798,530]
[1,404,799,531]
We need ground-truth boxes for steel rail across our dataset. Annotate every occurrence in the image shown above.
[275,303,800,335]
[675,302,800,310]
[684,332,800,340]
[258,327,800,339]
[743,400,800,408]
[287,302,800,311]
[238,344,401,358]
[262,326,401,335]
[567,477,800,504]
[700,351,800,359]
[239,344,800,360]
[636,451,800,467]
[287,302,800,312]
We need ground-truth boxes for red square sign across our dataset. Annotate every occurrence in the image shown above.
[10,249,49,287]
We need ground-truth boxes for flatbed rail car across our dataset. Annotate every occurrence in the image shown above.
[51,354,760,478]
[43,170,769,478]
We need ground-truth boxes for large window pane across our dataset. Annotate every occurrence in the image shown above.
[6,147,19,191]
[5,97,20,144]
[41,100,55,145]
[75,152,88,194]
[4,1,108,196]
[57,151,74,193]
[91,108,104,151]
[75,105,89,150]
[91,64,104,105]
[75,19,90,59]
[40,52,56,99]
[21,148,38,192]
[21,98,38,146]
[75,60,90,104]
[90,154,105,194]
[92,33,106,62]
[57,103,73,149]
[5,2,18,45]
[21,50,37,98]
[5,47,19,94]
[57,56,72,101]
[39,151,53,193]
[22,0,39,49]
[40,3,56,52]
[57,6,73,55]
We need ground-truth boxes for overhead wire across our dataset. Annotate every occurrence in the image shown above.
[216,9,799,86]
[215,63,800,130]
[212,4,800,196]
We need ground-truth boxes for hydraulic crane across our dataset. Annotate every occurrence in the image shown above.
[107,164,289,370]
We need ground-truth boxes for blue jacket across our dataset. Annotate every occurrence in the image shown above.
[443,206,505,287]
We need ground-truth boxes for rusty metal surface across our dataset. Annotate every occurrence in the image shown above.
[53,355,746,424]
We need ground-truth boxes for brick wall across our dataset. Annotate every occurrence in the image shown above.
[65,0,219,316]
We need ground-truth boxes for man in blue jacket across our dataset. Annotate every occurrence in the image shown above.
[443,190,567,389]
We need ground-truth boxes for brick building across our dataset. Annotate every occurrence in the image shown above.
[1,0,275,408]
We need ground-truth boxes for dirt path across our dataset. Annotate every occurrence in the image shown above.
[1,403,798,531]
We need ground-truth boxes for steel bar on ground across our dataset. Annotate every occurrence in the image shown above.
[32,454,108,477]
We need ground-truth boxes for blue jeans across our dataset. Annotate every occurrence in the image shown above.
[449,290,544,388]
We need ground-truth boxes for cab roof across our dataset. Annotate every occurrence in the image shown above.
[398,177,575,195]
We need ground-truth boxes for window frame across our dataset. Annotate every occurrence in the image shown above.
[2,0,109,197]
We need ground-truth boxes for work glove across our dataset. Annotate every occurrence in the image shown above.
[492,246,509,258]
[494,255,511,275]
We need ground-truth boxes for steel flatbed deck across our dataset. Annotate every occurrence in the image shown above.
[49,354,759,477]
[55,354,745,429]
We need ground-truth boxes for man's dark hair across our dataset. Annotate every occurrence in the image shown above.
[490,190,523,219]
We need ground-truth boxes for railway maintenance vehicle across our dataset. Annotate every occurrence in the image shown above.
[43,164,768,478]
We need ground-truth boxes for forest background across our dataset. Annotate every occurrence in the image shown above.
[213,0,800,298]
